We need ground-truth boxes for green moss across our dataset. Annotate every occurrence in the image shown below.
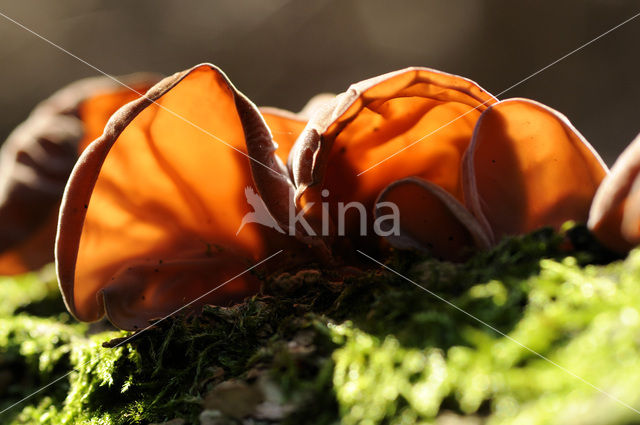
[0,265,66,318]
[331,246,640,425]
[0,315,87,423]
[2,226,640,424]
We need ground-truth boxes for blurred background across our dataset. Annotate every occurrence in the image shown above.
[0,0,638,164]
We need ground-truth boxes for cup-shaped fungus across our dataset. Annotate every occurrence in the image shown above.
[288,68,607,259]
[462,98,608,244]
[288,67,497,250]
[0,74,159,274]
[56,64,305,330]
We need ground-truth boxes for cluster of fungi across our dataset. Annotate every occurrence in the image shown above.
[0,64,638,330]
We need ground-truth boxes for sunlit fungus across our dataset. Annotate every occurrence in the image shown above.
[0,63,602,331]
[292,69,607,257]
[56,65,306,330]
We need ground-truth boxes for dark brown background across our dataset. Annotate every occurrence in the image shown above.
[1,0,638,164]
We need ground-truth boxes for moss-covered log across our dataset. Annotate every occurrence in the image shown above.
[1,226,639,424]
